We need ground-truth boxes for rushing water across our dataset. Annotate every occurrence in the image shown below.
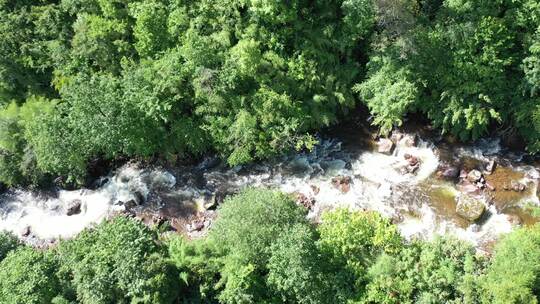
[1,128,539,249]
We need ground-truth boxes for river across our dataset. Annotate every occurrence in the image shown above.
[1,123,539,250]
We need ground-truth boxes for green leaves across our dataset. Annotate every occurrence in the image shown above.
[357,0,539,145]
[481,224,540,304]
[0,248,60,304]
[57,216,178,304]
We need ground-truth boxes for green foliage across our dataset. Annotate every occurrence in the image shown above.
[0,247,60,304]
[354,55,419,135]
[210,188,307,266]
[482,224,540,304]
[209,188,309,302]
[0,0,376,186]
[363,237,482,304]
[0,231,20,262]
[267,224,336,304]
[318,208,402,281]
[0,96,54,185]
[357,0,540,145]
[168,237,223,302]
[57,216,178,304]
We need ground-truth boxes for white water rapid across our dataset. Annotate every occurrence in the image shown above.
[1,131,539,249]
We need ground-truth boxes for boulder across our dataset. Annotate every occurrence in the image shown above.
[507,214,523,226]
[66,200,82,216]
[458,181,480,194]
[401,154,421,175]
[331,176,352,193]
[124,199,138,211]
[436,163,460,180]
[390,131,404,144]
[20,226,31,237]
[404,154,419,166]
[510,180,526,192]
[187,220,205,232]
[484,160,496,175]
[470,224,481,233]
[310,185,320,195]
[294,192,315,209]
[456,195,486,221]
[466,170,483,183]
[377,138,395,155]
[399,134,417,147]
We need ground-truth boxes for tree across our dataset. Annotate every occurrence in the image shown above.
[482,224,540,304]
[57,216,178,304]
[267,224,337,304]
[318,209,402,278]
[363,237,482,304]
[209,188,308,266]
[0,247,61,304]
[0,231,20,262]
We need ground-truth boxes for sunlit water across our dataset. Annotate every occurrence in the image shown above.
[1,131,538,249]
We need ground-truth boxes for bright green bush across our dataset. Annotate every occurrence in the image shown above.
[318,209,402,278]
[267,224,336,304]
[209,188,308,266]
[0,247,61,304]
[57,216,178,304]
[482,224,540,304]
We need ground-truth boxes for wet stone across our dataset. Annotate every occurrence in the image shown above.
[66,200,82,216]
[436,162,460,180]
[484,160,496,175]
[390,131,404,144]
[20,226,31,237]
[510,180,526,192]
[456,195,486,222]
[294,192,315,209]
[507,214,523,226]
[377,138,395,155]
[399,134,417,147]
[124,199,138,210]
[331,176,352,193]
[466,170,483,183]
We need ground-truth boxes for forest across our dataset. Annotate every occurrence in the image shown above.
[0,0,539,187]
[1,188,540,304]
[1,0,540,303]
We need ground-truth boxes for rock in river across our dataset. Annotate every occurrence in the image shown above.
[456,194,486,221]
[436,162,460,180]
[466,170,483,183]
[66,199,82,216]
[331,175,352,193]
[377,138,395,155]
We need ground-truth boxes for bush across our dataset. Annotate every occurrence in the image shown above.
[318,209,402,278]
[482,224,540,304]
[0,247,60,304]
[57,216,178,304]
[267,224,336,304]
[363,237,482,304]
[209,188,308,266]
[0,231,20,262]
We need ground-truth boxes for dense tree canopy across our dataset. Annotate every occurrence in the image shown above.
[0,0,539,186]
[357,0,540,146]
[0,0,376,186]
[0,189,539,303]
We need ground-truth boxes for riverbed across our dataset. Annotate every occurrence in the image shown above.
[1,125,539,250]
